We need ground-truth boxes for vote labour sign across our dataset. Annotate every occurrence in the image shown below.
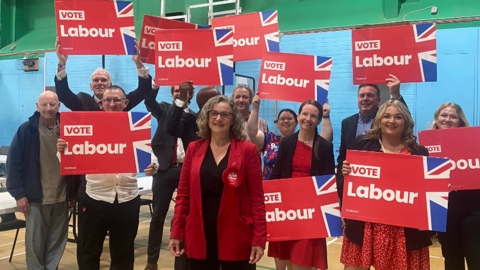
[212,10,279,61]
[140,15,209,65]
[352,23,437,84]
[258,52,332,105]
[60,112,152,175]
[155,29,234,86]
[419,126,480,190]
[263,175,342,241]
[55,0,136,55]
[342,150,452,232]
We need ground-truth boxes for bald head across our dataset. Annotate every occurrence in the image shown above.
[36,91,60,121]
[197,87,221,110]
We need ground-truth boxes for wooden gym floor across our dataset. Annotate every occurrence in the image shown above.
[0,193,446,270]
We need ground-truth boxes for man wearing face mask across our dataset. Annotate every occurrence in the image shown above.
[336,74,406,204]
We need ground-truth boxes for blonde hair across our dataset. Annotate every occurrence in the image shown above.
[430,102,470,129]
[196,95,246,140]
[365,100,418,151]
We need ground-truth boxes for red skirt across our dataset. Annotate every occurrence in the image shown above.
[268,239,327,269]
[340,222,430,270]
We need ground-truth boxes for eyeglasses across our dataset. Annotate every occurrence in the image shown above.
[39,102,58,108]
[278,117,294,122]
[209,111,232,119]
[103,98,125,104]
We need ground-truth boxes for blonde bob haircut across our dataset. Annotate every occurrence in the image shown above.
[196,95,246,140]
[365,100,418,151]
[430,102,470,130]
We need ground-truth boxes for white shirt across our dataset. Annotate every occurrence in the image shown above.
[173,99,189,163]
[86,173,139,204]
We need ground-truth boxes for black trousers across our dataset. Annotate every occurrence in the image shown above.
[77,194,140,270]
[439,211,480,270]
[147,165,182,264]
[187,258,255,270]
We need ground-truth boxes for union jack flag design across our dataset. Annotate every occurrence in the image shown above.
[263,174,342,241]
[212,10,279,61]
[120,26,136,55]
[426,192,448,232]
[343,150,451,232]
[314,56,333,105]
[128,112,152,172]
[320,203,343,237]
[214,29,234,47]
[60,112,152,175]
[213,29,234,85]
[352,23,436,84]
[115,0,134,17]
[414,23,437,82]
[260,10,278,27]
[313,175,336,195]
[423,156,453,179]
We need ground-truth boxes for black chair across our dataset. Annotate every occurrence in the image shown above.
[140,197,153,216]
[0,187,26,262]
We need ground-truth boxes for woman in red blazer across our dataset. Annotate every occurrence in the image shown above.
[169,95,266,270]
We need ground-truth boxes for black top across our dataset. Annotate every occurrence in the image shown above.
[448,189,480,219]
[200,145,230,259]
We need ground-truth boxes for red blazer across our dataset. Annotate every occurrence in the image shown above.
[170,138,267,261]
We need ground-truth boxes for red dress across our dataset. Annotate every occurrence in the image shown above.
[340,149,430,270]
[268,140,328,270]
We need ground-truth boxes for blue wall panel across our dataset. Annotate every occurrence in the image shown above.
[1,26,479,165]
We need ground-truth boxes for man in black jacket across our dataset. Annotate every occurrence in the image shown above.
[336,74,406,203]
[144,84,196,270]
[53,37,152,112]
[164,82,220,149]
[7,91,76,270]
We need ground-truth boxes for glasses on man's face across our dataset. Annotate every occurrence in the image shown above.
[209,111,232,119]
[103,98,125,104]
[278,117,294,122]
[39,102,58,109]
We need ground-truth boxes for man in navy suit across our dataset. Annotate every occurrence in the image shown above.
[336,74,406,203]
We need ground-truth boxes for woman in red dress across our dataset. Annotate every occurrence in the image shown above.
[340,100,431,270]
[268,100,335,270]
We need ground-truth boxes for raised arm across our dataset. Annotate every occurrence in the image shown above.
[165,81,193,138]
[320,98,333,142]
[125,39,153,111]
[54,37,87,111]
[246,94,265,150]
[144,87,163,119]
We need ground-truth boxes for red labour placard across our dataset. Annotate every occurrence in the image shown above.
[419,126,480,190]
[342,150,451,232]
[212,10,279,61]
[352,23,437,84]
[60,112,151,175]
[155,29,234,86]
[257,52,332,105]
[263,175,342,241]
[55,0,136,55]
[139,15,209,65]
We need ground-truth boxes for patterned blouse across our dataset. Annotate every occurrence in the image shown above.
[261,131,282,180]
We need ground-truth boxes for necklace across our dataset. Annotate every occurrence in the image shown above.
[298,136,313,145]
